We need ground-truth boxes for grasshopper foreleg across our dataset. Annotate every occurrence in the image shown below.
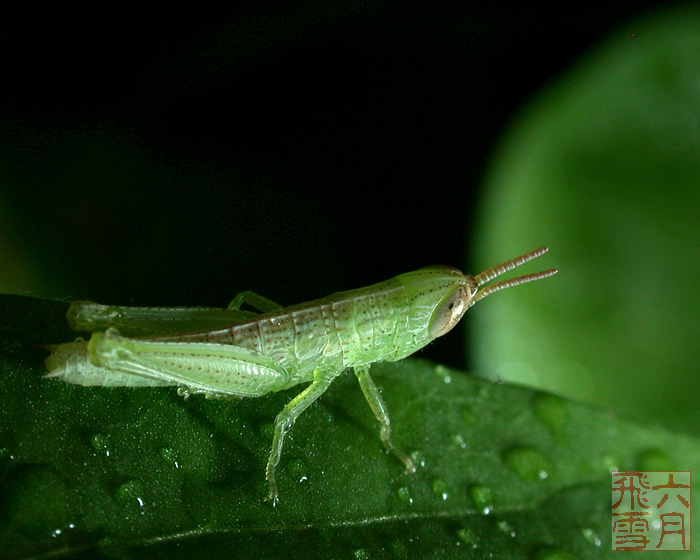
[354,365,416,474]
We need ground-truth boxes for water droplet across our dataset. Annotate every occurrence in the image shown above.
[502,446,553,481]
[601,454,619,473]
[90,433,111,457]
[409,450,426,468]
[287,458,308,484]
[353,548,371,560]
[580,527,602,547]
[497,519,516,537]
[456,527,479,548]
[159,447,180,468]
[637,449,674,471]
[532,393,569,435]
[434,365,452,384]
[177,386,191,399]
[396,486,413,505]
[431,478,449,500]
[0,448,16,462]
[452,434,467,449]
[51,523,76,539]
[468,485,494,514]
[114,479,145,507]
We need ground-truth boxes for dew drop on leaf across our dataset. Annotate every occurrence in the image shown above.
[409,450,425,469]
[601,454,619,472]
[396,486,413,505]
[434,365,451,384]
[532,393,569,435]
[580,527,602,547]
[50,523,76,539]
[456,526,479,548]
[287,458,309,484]
[452,434,467,449]
[90,433,111,457]
[468,484,494,514]
[114,479,145,507]
[497,519,516,537]
[430,478,449,500]
[502,446,553,481]
[159,447,179,468]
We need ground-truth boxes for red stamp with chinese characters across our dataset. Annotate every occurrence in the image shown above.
[611,471,691,551]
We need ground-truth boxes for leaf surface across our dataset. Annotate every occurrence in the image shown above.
[1,295,697,559]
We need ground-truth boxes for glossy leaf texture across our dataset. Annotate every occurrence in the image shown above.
[1,295,698,560]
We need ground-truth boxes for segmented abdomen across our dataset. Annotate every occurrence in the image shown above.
[164,277,410,374]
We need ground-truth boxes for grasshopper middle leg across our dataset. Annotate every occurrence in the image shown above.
[354,365,416,473]
[265,369,337,505]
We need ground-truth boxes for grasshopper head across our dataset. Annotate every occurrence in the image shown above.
[389,247,557,360]
[394,266,475,356]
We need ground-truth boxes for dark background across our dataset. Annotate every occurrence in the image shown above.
[0,1,670,368]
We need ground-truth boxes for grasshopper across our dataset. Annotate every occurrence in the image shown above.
[45,247,557,504]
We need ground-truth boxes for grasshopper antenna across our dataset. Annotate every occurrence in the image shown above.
[471,247,557,306]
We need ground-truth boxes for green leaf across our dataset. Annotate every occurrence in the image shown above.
[2,295,698,559]
[472,4,700,434]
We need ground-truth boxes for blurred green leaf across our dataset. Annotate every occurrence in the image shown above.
[2,295,699,559]
[473,4,700,434]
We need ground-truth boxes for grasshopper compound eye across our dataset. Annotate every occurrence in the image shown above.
[430,285,470,338]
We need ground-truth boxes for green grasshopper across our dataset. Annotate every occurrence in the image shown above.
[45,247,557,504]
